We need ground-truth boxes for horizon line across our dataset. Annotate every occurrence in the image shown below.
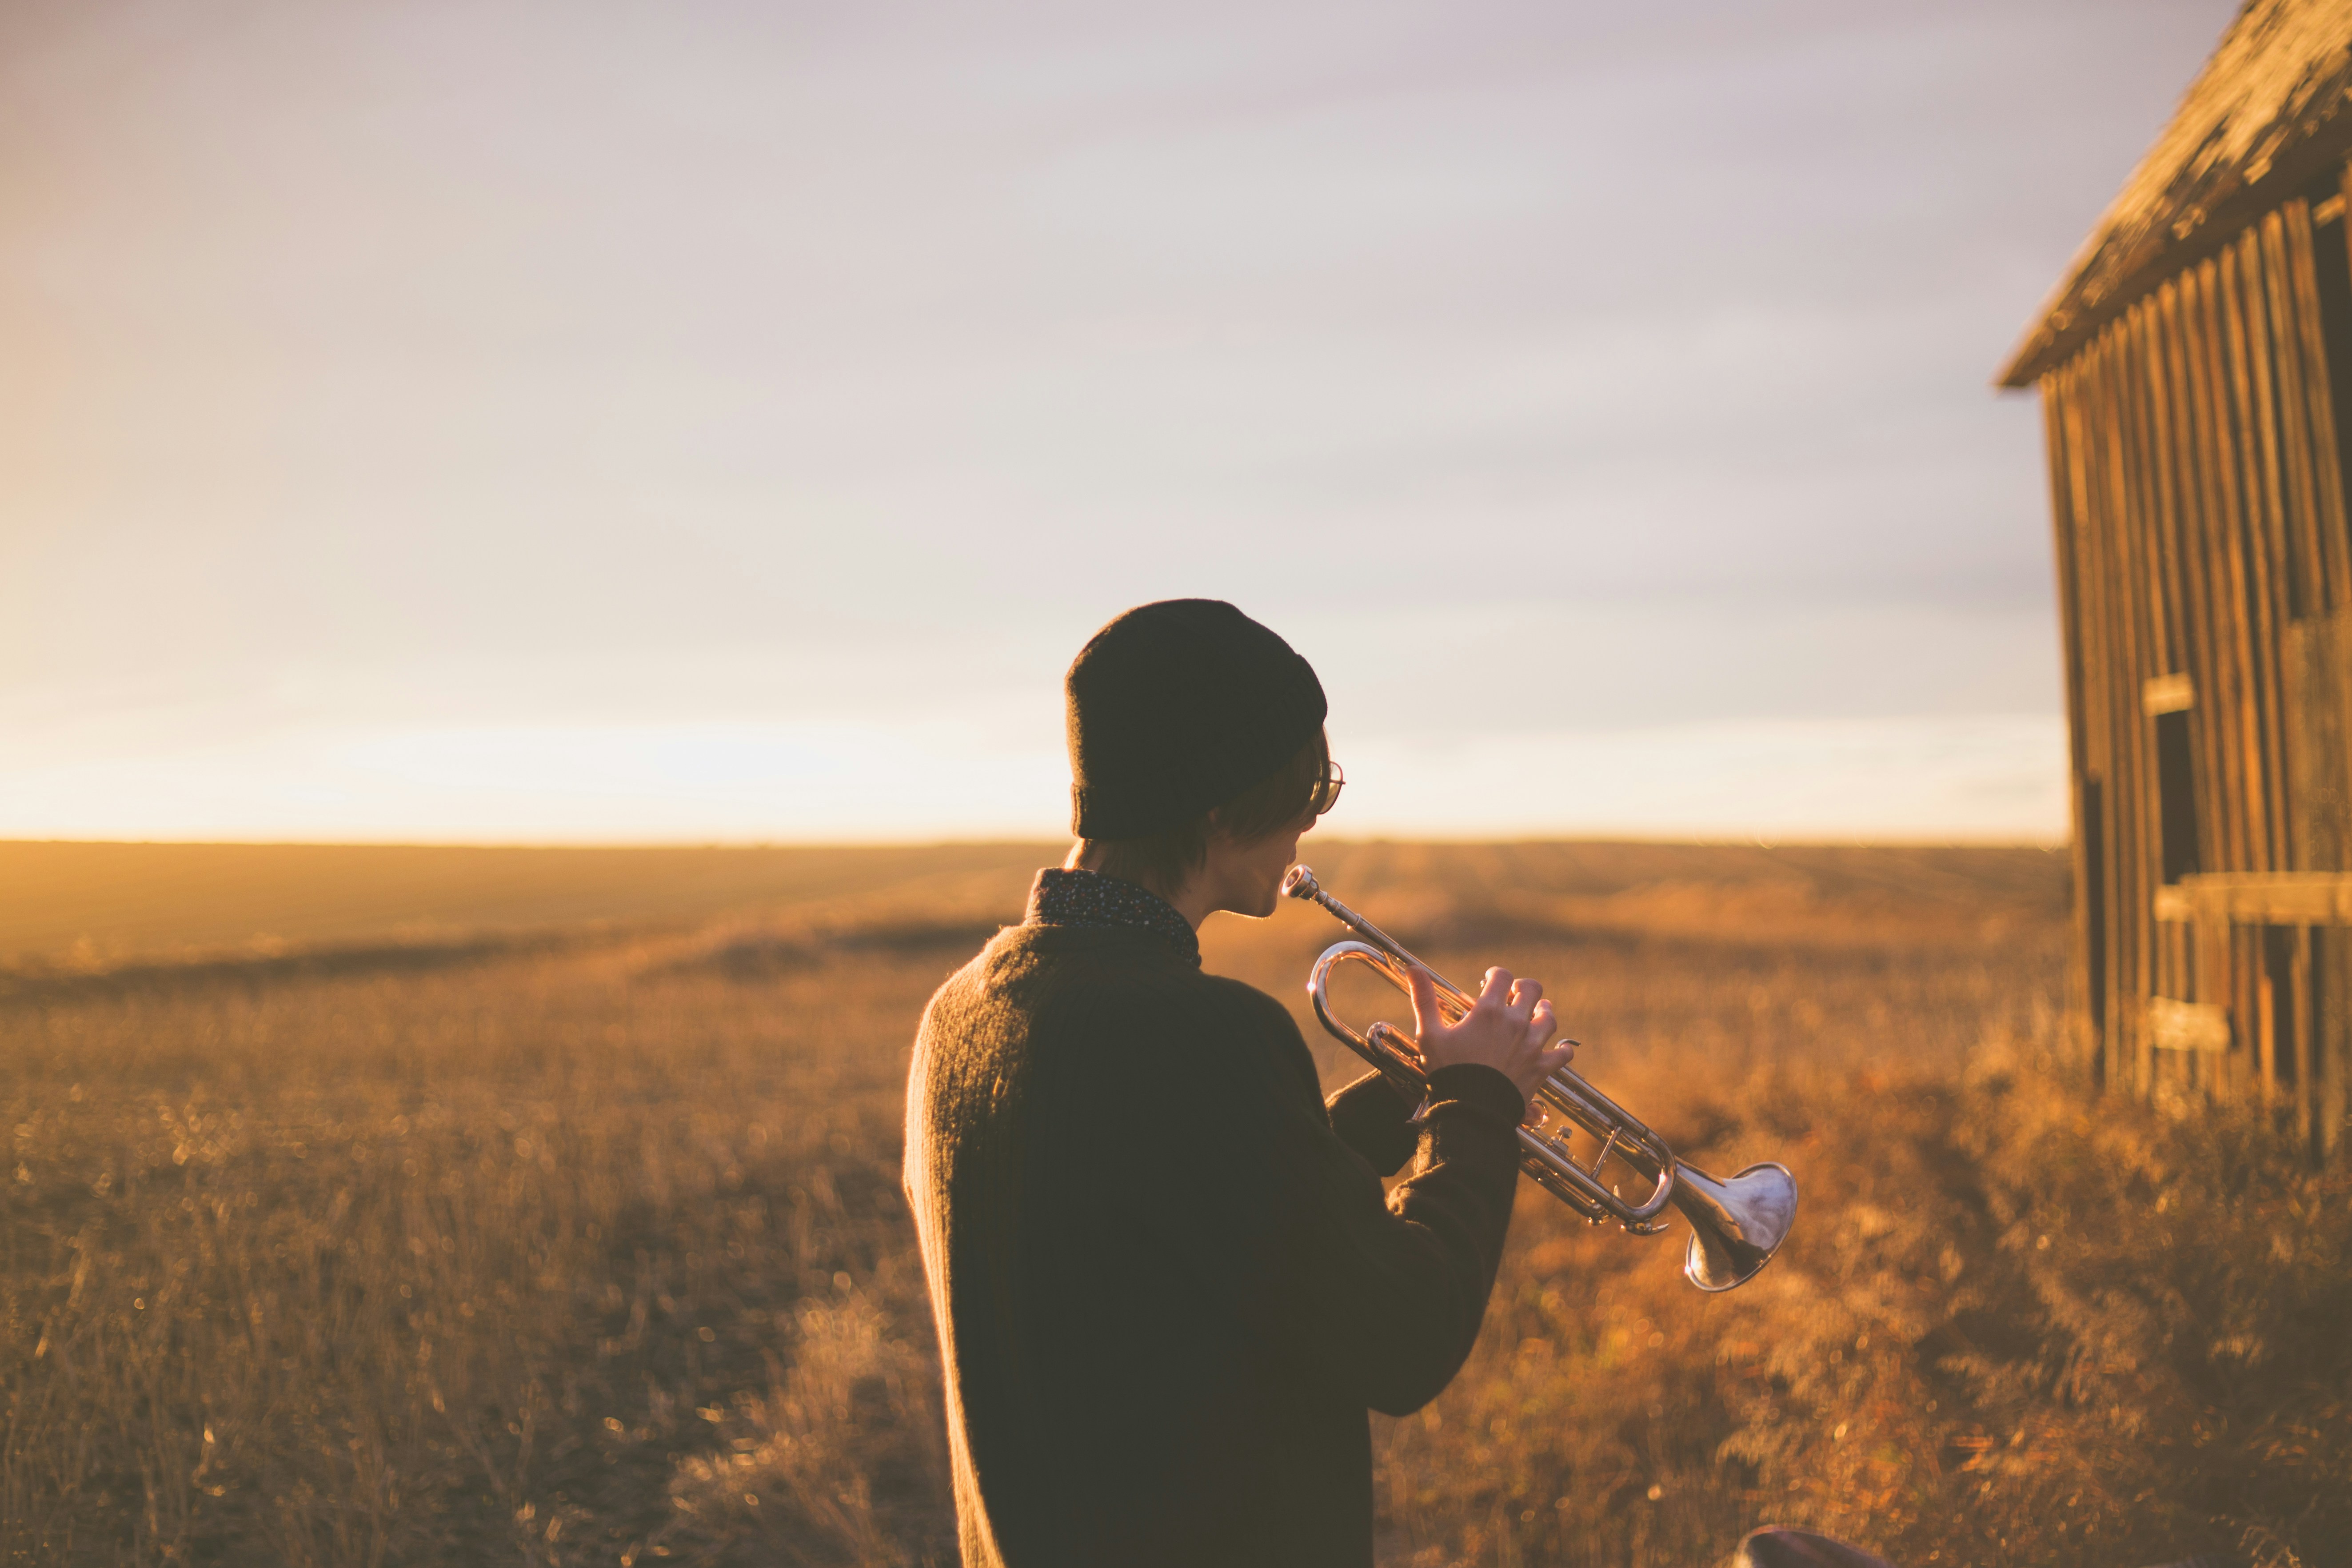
[0,832,2071,852]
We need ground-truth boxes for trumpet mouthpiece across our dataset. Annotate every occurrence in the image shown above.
[1282,865,1320,901]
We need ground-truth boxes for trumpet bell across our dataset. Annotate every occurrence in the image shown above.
[1675,1161,1799,1292]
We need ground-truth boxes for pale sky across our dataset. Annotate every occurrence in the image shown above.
[1,0,2238,842]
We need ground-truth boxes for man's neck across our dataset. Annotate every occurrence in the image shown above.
[1064,845,1218,931]
[1161,878,1219,932]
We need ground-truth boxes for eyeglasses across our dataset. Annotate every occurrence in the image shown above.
[1311,761,1345,817]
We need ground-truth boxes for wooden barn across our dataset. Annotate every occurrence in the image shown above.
[2002,0,2352,1159]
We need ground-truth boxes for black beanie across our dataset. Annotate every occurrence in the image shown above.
[1066,599,1327,839]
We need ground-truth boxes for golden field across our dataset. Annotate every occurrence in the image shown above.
[2,840,2347,1567]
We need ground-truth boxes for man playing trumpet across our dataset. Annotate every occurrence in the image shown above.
[905,599,1573,1568]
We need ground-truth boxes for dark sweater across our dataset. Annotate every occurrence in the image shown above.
[903,898,1525,1568]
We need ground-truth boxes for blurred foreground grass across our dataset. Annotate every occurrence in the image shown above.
[2,842,2347,1567]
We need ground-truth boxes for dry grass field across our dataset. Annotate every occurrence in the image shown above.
[0,841,1054,971]
[3,840,2348,1567]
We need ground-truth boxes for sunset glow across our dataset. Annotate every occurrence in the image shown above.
[1,0,2233,841]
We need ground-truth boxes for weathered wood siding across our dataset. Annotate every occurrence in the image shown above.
[2041,193,2352,1155]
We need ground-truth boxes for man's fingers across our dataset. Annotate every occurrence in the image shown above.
[1510,978,1545,1009]
[1527,998,1560,1049]
[1521,1039,1577,1120]
[1408,965,1442,1040]
[1479,967,1513,1009]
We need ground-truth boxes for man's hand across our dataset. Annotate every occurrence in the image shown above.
[1408,966,1575,1122]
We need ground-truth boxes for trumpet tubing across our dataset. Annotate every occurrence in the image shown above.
[1282,865,1797,1292]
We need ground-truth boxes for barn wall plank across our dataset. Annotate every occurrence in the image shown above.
[2078,343,2146,1086]
[2272,203,2332,621]
[2097,328,2160,1089]
[2124,304,2192,1032]
[2239,221,2293,878]
[2044,378,2106,1080]
[2198,254,2264,887]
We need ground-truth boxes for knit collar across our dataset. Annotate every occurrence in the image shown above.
[1024,868,1201,968]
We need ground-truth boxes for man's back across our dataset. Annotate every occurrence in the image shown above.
[906,890,1525,1568]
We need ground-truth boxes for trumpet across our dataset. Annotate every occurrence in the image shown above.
[1282,866,1797,1292]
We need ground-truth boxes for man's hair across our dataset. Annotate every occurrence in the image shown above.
[1082,728,1333,897]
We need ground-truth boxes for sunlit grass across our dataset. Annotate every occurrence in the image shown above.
[2,844,2344,1566]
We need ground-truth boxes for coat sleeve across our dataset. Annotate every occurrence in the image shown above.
[1325,1072,1418,1178]
[1136,982,1526,1416]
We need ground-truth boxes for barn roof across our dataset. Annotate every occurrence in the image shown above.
[2000,0,2352,387]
